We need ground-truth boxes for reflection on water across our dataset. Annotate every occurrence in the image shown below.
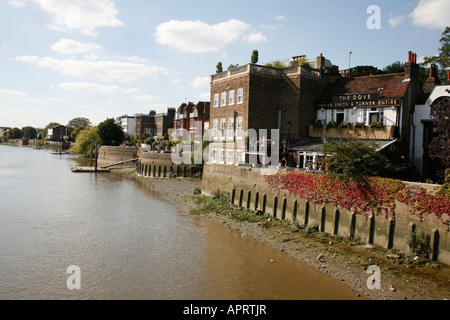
[0,145,362,300]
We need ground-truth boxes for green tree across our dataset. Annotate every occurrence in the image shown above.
[21,126,37,139]
[6,128,23,139]
[97,118,125,146]
[265,58,289,68]
[70,126,89,141]
[321,139,399,184]
[67,117,91,131]
[216,62,223,73]
[383,61,404,74]
[227,64,239,70]
[350,65,383,77]
[422,27,449,84]
[70,126,100,156]
[251,50,259,64]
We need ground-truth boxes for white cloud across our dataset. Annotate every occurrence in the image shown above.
[0,88,29,99]
[56,82,141,95]
[244,32,267,43]
[8,0,25,8]
[198,92,210,101]
[51,38,102,54]
[274,15,286,21]
[132,94,163,101]
[189,76,210,89]
[32,0,124,36]
[410,0,450,29]
[154,19,251,53]
[48,97,67,102]
[116,55,150,64]
[0,89,41,103]
[16,56,169,82]
[388,14,406,28]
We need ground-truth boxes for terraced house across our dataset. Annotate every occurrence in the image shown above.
[209,51,427,172]
[208,53,336,166]
[291,52,425,170]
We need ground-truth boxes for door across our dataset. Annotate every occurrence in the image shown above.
[369,113,379,124]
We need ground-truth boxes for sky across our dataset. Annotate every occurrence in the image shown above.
[0,0,449,129]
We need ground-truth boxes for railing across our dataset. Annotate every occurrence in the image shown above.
[309,125,397,140]
[211,64,321,82]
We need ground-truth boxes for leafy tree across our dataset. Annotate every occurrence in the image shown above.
[6,128,22,139]
[70,126,89,141]
[251,50,259,64]
[97,118,125,146]
[428,97,450,180]
[216,62,223,73]
[350,65,383,77]
[70,126,99,156]
[321,139,403,184]
[21,126,37,139]
[383,61,404,74]
[422,27,449,84]
[227,64,239,70]
[265,58,289,68]
[67,117,91,131]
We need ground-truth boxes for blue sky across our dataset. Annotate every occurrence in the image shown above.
[0,0,448,129]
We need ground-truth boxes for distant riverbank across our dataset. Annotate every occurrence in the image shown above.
[112,165,449,300]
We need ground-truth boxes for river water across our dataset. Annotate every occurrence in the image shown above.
[0,145,362,300]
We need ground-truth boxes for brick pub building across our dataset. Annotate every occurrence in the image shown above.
[208,51,426,170]
[209,53,337,166]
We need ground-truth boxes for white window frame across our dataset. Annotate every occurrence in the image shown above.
[211,148,217,163]
[235,150,242,165]
[236,117,243,140]
[213,94,219,108]
[237,88,244,104]
[221,92,227,107]
[213,119,218,140]
[227,118,234,141]
[220,118,226,140]
[219,149,225,164]
[229,90,235,105]
[227,149,234,165]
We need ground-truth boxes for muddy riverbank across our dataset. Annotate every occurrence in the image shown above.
[116,166,449,300]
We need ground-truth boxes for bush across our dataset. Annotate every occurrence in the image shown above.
[70,127,99,156]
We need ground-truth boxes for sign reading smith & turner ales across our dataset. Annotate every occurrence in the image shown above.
[318,93,401,109]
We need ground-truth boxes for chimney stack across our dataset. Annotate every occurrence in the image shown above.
[317,53,325,69]
[424,64,440,93]
[405,50,419,80]
[445,71,450,85]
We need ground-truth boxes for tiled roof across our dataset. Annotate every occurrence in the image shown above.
[320,73,410,100]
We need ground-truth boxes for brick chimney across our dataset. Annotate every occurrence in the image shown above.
[317,53,325,69]
[424,64,440,93]
[445,71,450,85]
[404,51,419,80]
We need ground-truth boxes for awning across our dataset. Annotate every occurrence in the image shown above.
[288,137,398,153]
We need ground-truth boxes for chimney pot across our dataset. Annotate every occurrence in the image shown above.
[408,51,412,62]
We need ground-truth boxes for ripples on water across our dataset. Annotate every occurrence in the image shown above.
[0,145,361,300]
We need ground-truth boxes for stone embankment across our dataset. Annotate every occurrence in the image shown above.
[122,166,449,301]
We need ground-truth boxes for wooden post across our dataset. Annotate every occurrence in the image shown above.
[95,141,98,172]
[90,139,93,167]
